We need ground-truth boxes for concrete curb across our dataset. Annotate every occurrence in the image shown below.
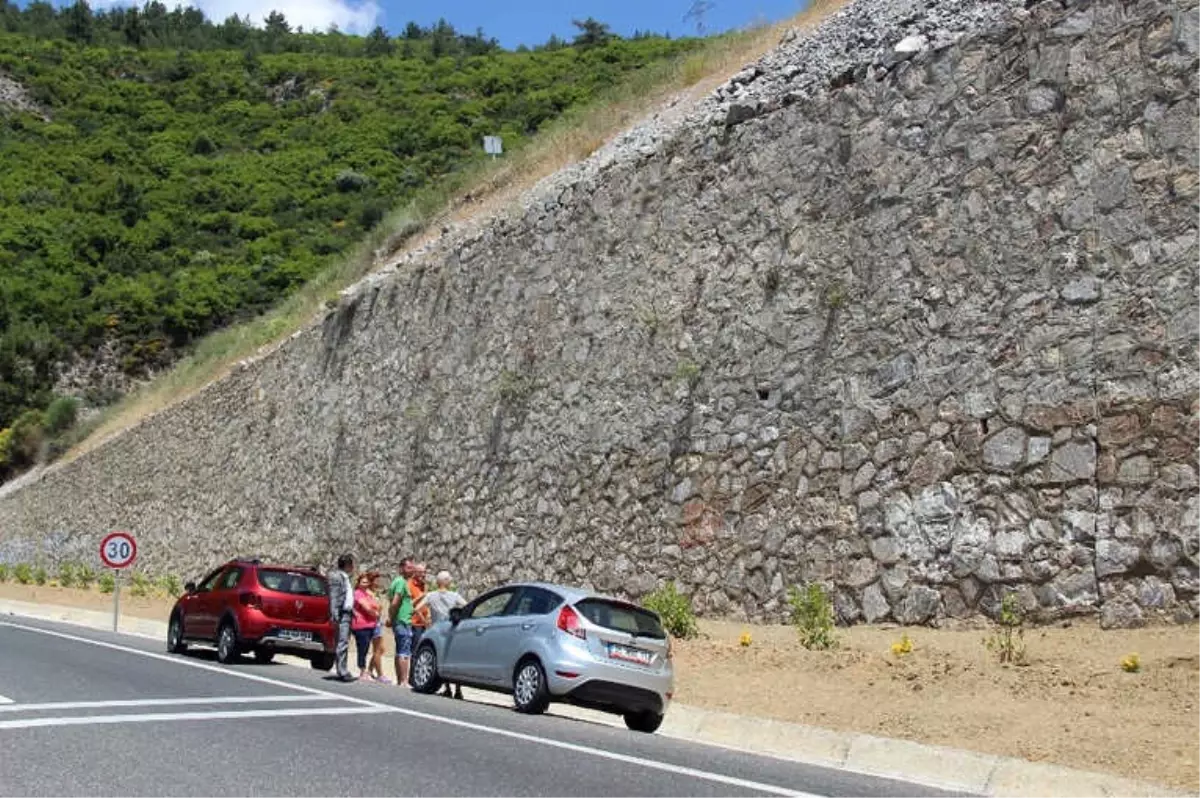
[0,598,1185,798]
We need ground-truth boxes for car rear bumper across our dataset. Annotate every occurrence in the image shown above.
[238,611,334,652]
[256,631,327,653]
[544,654,673,716]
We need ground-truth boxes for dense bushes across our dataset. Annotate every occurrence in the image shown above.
[0,6,700,453]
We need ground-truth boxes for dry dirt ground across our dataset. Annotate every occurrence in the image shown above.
[2,582,1196,790]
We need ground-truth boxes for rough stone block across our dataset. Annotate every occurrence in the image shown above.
[983,427,1027,470]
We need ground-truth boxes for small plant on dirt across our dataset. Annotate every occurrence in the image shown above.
[32,566,47,586]
[739,630,752,647]
[643,582,699,640]
[788,583,838,651]
[891,633,914,657]
[0,564,9,583]
[984,592,1027,665]
[77,565,96,590]
[129,572,152,598]
[157,574,183,598]
[1121,653,1141,673]
[98,572,115,594]
[14,563,32,585]
[57,562,78,588]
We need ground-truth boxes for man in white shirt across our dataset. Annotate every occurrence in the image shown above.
[328,553,356,682]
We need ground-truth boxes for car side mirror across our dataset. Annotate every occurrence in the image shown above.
[184,581,196,594]
[449,607,463,625]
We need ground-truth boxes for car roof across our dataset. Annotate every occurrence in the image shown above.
[228,559,323,574]
[500,581,637,606]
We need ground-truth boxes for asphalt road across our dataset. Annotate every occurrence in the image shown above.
[0,616,968,797]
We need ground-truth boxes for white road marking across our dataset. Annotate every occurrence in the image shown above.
[0,694,12,705]
[0,621,369,706]
[0,705,392,730]
[0,694,340,713]
[0,621,815,797]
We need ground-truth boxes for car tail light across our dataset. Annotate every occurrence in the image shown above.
[556,604,586,640]
[239,591,263,609]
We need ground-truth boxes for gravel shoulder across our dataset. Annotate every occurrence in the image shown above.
[2,582,1195,790]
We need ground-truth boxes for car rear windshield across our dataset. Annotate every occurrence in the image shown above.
[256,569,327,596]
[575,598,666,639]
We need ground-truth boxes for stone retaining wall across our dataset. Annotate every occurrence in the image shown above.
[0,0,1196,627]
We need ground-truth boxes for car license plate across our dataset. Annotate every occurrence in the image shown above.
[608,643,652,666]
[278,629,311,642]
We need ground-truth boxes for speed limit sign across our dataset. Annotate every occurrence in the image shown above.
[100,532,137,569]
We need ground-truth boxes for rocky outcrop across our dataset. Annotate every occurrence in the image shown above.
[0,73,49,120]
[0,0,1196,628]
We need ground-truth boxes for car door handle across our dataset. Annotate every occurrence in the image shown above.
[520,623,535,630]
[475,626,487,635]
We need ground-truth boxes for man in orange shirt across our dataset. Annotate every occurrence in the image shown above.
[408,562,430,684]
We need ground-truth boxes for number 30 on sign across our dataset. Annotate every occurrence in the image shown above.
[100,532,137,569]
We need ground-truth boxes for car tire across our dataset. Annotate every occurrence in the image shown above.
[216,621,240,665]
[512,658,550,715]
[311,652,335,671]
[410,644,442,694]
[623,710,664,734]
[167,613,187,654]
[253,648,275,664]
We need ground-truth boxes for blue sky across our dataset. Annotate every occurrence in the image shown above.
[378,1,805,48]
[43,1,807,46]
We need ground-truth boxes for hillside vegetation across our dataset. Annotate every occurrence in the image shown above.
[0,2,702,477]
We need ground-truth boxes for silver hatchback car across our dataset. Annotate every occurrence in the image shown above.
[409,581,675,732]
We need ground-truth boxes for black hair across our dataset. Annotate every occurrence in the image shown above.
[337,553,355,570]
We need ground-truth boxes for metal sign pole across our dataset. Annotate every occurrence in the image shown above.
[112,569,120,632]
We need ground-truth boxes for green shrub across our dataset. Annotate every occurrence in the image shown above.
[788,583,838,651]
[43,396,79,435]
[0,564,9,582]
[642,582,699,639]
[32,566,47,586]
[13,563,32,584]
[157,574,183,597]
[98,572,115,594]
[57,562,78,588]
[129,571,152,597]
[77,564,96,589]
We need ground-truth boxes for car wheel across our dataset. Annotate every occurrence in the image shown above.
[310,652,335,671]
[167,613,187,654]
[623,710,664,734]
[216,621,239,665]
[410,644,442,694]
[512,658,550,715]
[253,648,275,664]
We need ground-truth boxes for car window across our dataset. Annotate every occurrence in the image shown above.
[196,567,226,593]
[510,587,561,616]
[575,598,666,639]
[221,568,243,590]
[257,568,328,596]
[467,589,516,620]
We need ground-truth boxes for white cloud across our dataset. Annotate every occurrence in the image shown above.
[93,0,382,35]
[196,0,381,34]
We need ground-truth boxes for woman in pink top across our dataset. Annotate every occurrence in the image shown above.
[351,573,382,681]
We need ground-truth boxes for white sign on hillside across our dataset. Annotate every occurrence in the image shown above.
[483,135,503,158]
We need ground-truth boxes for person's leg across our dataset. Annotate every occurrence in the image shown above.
[393,625,412,687]
[408,627,425,685]
[335,614,352,680]
[370,633,385,679]
[353,628,372,675]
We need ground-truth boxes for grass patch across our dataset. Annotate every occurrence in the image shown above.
[63,1,847,463]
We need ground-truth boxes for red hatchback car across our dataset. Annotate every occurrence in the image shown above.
[167,558,337,670]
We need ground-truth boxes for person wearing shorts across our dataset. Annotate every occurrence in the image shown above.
[386,557,416,688]
[369,573,390,682]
